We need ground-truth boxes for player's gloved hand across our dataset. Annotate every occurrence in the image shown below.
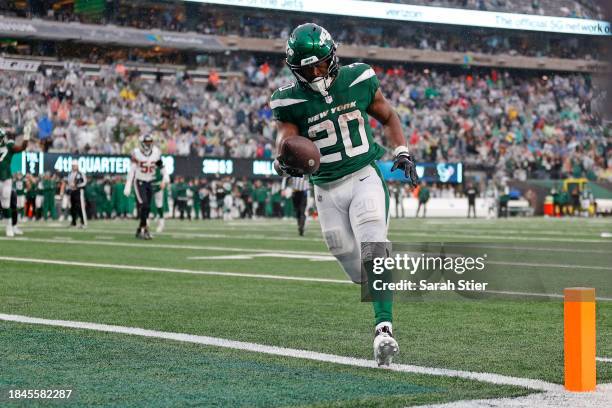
[391,146,419,187]
[274,158,304,178]
[123,187,131,197]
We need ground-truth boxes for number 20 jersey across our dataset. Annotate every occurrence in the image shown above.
[131,146,161,182]
[271,63,385,185]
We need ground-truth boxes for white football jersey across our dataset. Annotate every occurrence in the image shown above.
[132,146,162,182]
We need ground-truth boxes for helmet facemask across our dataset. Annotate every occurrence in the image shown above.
[140,135,154,156]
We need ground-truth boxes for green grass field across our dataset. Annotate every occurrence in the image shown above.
[1,217,611,407]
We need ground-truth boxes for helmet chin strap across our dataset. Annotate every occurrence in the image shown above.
[308,76,334,96]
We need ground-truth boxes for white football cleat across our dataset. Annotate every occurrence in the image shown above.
[373,323,399,366]
[156,218,165,233]
[12,225,23,235]
[5,224,14,238]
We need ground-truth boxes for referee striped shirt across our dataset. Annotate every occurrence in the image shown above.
[66,171,87,191]
[289,177,309,192]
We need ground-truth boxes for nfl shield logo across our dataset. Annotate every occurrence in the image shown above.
[325,95,333,104]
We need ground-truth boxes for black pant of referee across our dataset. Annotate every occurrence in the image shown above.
[70,188,87,227]
[292,190,307,236]
[134,180,153,233]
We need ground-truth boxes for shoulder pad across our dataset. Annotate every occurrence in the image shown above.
[271,82,297,101]
[344,63,376,88]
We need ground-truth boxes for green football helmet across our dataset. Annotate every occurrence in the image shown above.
[286,23,339,96]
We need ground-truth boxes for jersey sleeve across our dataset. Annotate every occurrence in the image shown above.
[270,89,293,123]
[130,149,139,163]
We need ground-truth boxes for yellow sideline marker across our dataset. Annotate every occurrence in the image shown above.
[564,287,596,392]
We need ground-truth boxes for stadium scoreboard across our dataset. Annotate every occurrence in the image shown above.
[10,152,462,183]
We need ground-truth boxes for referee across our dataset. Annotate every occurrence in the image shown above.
[66,161,87,228]
[287,176,309,236]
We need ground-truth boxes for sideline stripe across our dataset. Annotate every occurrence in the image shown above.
[0,313,563,392]
[2,256,611,301]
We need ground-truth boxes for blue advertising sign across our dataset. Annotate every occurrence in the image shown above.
[377,161,462,184]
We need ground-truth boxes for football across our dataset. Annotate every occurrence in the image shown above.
[279,136,321,175]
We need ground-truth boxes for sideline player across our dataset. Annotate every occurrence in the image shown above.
[151,165,167,232]
[0,126,28,237]
[271,24,418,365]
[124,134,168,239]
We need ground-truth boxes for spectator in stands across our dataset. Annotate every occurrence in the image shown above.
[0,56,609,181]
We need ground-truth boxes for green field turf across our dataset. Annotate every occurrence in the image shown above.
[1,217,611,407]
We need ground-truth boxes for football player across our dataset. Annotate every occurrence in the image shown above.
[0,126,28,237]
[151,165,167,232]
[124,134,168,239]
[14,172,26,222]
[271,24,418,366]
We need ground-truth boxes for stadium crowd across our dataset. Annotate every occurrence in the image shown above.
[1,1,607,61]
[1,55,609,182]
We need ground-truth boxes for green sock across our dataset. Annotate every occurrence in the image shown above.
[3,208,12,228]
[373,301,393,326]
[364,259,393,326]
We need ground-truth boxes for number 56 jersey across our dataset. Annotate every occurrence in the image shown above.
[271,63,385,186]
[131,146,162,182]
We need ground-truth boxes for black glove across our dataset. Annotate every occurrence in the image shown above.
[391,150,419,187]
[274,158,304,178]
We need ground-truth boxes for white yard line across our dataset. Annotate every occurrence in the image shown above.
[404,228,609,238]
[0,256,350,284]
[94,235,115,240]
[2,255,612,301]
[21,227,317,242]
[5,236,612,270]
[487,261,612,272]
[420,384,612,408]
[19,225,612,243]
[0,237,328,256]
[188,253,335,261]
[388,231,611,243]
[597,357,612,363]
[28,222,609,237]
[0,313,563,393]
[4,236,612,273]
[441,243,612,255]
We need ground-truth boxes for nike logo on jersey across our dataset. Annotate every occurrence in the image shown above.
[359,175,370,182]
